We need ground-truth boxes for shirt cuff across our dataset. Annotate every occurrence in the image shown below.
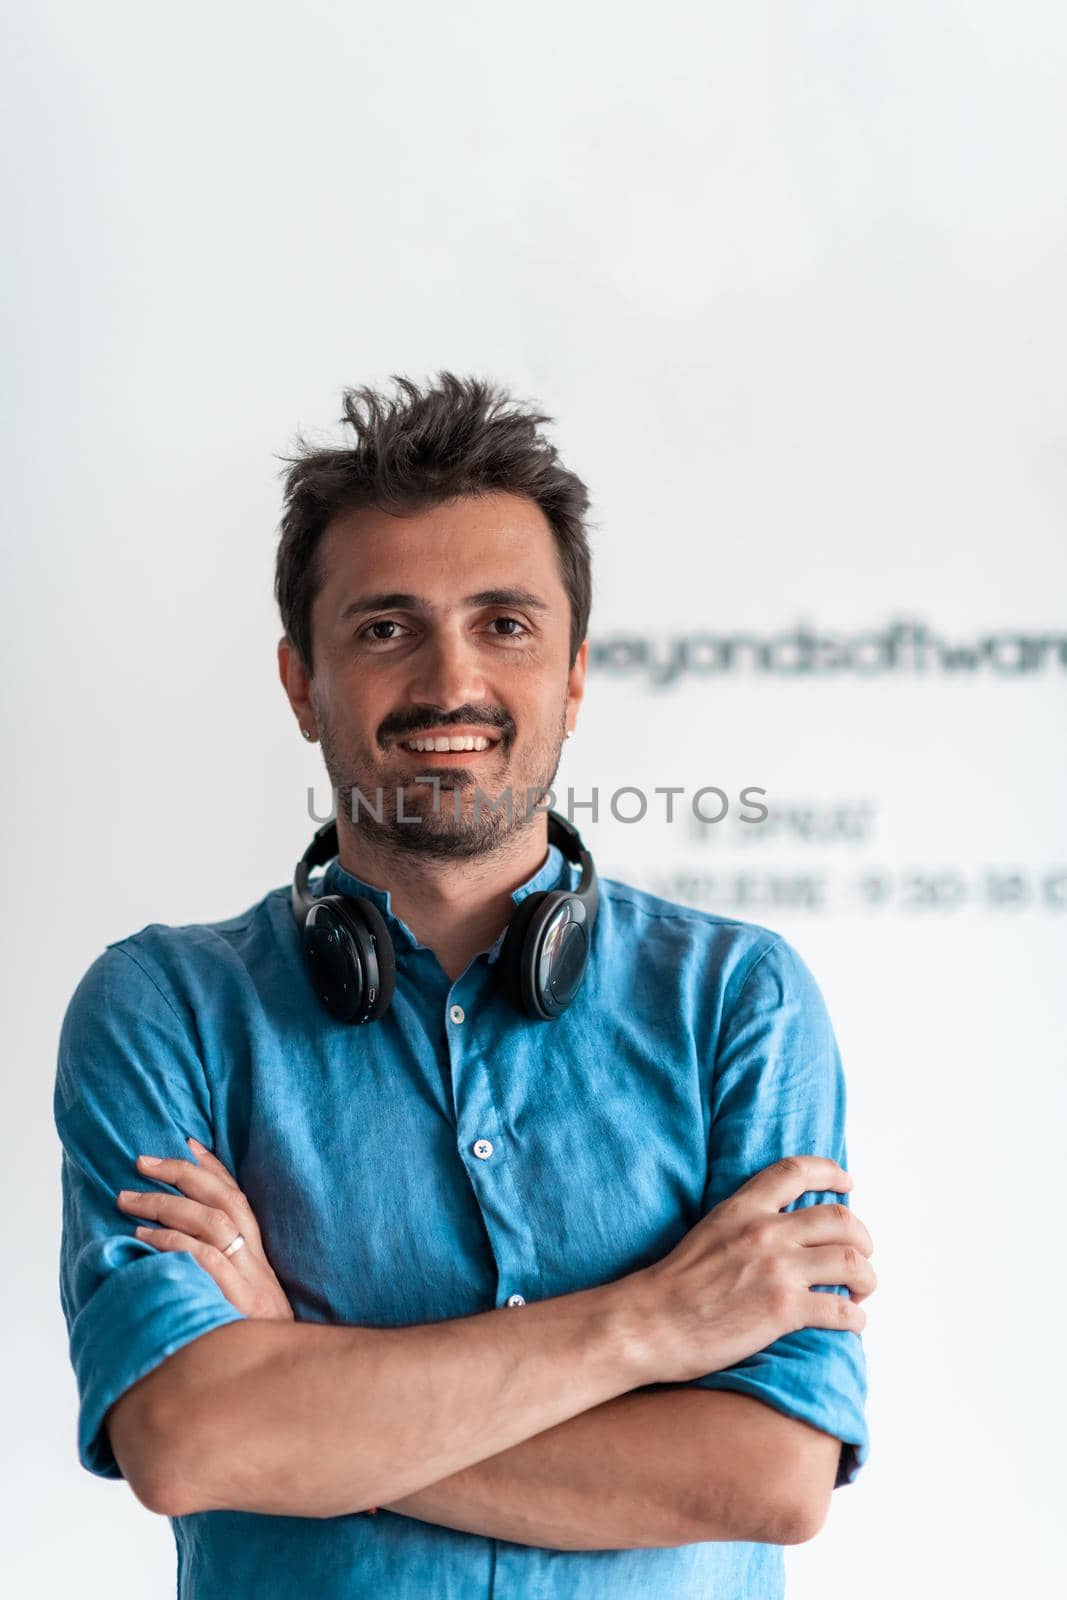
[69,1246,248,1479]
[685,1327,870,1489]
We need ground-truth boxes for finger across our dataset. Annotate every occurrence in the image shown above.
[799,1285,867,1334]
[799,1244,878,1302]
[185,1139,266,1249]
[185,1137,241,1192]
[118,1189,244,1257]
[737,1155,853,1214]
[784,1200,874,1258]
[133,1225,247,1300]
[135,1152,263,1248]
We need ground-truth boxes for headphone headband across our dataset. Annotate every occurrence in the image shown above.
[292,810,597,930]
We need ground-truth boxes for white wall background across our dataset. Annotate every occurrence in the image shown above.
[4,2,1065,1593]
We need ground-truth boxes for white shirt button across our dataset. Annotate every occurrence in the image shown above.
[472,1138,494,1160]
[449,1004,465,1024]
[505,1293,526,1308]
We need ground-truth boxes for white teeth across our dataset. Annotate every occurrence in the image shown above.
[403,735,493,752]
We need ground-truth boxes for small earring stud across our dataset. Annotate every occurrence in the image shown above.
[565,729,574,740]
[302,728,313,741]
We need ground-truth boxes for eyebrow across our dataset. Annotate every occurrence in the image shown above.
[337,587,550,625]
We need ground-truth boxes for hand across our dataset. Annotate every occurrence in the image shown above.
[115,1137,295,1322]
[629,1155,876,1384]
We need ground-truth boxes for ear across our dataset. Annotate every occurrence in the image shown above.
[278,636,317,737]
[565,638,588,735]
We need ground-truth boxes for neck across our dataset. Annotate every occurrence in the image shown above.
[333,817,551,982]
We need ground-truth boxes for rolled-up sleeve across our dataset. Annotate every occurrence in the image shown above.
[689,937,870,1488]
[54,941,248,1480]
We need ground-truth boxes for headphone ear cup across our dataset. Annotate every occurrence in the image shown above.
[496,891,548,1015]
[500,889,593,1020]
[302,894,396,1023]
[347,895,395,1020]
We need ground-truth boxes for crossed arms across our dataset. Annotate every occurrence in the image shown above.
[107,1265,845,1548]
[101,1142,868,1548]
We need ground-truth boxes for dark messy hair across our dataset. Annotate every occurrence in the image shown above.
[274,372,593,676]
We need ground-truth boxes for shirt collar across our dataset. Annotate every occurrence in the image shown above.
[318,840,572,958]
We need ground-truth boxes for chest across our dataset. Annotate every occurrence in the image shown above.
[225,965,713,1326]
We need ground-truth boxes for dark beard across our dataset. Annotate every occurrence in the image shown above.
[317,707,568,862]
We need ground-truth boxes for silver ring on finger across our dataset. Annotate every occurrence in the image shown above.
[222,1232,246,1258]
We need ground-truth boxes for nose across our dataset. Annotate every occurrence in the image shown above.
[406,624,488,714]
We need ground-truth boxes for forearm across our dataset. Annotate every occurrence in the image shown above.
[138,1280,653,1519]
[381,1387,799,1550]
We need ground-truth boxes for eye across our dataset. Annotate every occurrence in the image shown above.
[360,619,410,643]
[487,615,529,638]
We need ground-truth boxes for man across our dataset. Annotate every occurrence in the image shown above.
[54,372,874,1599]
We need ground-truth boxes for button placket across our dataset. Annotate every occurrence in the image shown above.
[446,981,499,1173]
[445,966,544,1313]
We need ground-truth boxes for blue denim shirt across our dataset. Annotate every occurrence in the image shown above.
[54,841,868,1599]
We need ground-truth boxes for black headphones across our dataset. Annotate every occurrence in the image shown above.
[291,810,599,1024]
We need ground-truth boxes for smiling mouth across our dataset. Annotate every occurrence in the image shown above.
[395,732,503,755]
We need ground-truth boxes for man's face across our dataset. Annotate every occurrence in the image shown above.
[288,492,587,860]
